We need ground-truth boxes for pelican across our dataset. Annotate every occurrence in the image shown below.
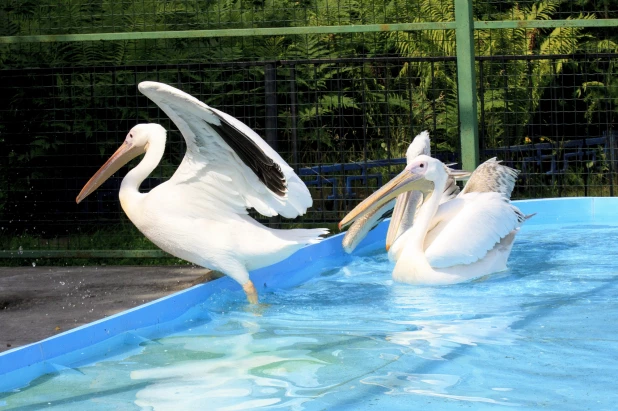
[341,131,462,254]
[76,81,328,303]
[339,155,529,284]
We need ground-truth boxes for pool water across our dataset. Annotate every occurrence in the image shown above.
[2,223,618,410]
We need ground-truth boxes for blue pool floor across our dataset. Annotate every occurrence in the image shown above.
[2,222,618,410]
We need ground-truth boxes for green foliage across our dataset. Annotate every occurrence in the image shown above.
[1,0,618,257]
[479,4,595,145]
[576,40,618,127]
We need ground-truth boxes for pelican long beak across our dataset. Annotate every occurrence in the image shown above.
[341,199,395,254]
[339,169,433,230]
[76,141,146,204]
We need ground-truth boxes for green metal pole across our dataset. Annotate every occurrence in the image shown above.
[454,0,479,171]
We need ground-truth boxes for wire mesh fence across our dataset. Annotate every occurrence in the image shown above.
[474,0,618,20]
[0,52,458,254]
[1,0,618,258]
[479,53,618,199]
[0,0,454,36]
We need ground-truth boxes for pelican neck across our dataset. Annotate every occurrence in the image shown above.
[392,169,448,282]
[407,172,447,249]
[119,136,166,207]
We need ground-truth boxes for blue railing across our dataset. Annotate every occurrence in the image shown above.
[483,132,616,177]
[299,158,407,201]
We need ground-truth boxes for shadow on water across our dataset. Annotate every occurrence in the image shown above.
[5,226,615,409]
[322,273,618,409]
[512,274,618,330]
[1,381,150,411]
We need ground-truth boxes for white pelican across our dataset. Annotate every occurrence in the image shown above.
[76,81,328,303]
[339,155,529,284]
[341,131,462,254]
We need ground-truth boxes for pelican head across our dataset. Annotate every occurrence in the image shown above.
[339,155,468,231]
[76,123,166,204]
[406,130,430,161]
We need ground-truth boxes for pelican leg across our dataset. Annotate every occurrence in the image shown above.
[242,280,258,304]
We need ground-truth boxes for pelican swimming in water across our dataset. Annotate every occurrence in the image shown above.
[341,131,462,255]
[76,81,328,303]
[340,154,529,284]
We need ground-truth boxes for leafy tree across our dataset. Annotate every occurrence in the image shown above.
[1,0,618,239]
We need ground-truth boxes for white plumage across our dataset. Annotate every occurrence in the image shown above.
[423,192,524,268]
[77,81,327,303]
[139,82,312,218]
[340,144,529,284]
[341,130,462,255]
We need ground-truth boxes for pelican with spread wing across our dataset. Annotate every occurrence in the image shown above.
[340,153,530,284]
[76,81,327,303]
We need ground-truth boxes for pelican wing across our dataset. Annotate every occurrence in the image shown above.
[138,81,312,218]
[425,192,525,268]
[460,158,520,199]
[441,175,461,202]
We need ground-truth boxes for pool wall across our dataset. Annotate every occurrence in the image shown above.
[0,197,616,390]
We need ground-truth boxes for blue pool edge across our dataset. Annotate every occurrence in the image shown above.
[0,196,616,390]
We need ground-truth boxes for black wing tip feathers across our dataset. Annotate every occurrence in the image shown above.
[205,117,287,197]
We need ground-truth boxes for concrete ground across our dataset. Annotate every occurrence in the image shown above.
[0,266,219,353]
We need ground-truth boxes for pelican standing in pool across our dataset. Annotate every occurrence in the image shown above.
[76,81,328,303]
[340,155,529,284]
[341,131,462,254]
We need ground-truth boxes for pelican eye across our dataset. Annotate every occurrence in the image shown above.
[420,163,425,168]
[129,133,133,138]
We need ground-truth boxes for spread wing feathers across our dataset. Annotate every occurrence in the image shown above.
[138,81,312,218]
[425,192,525,268]
[460,157,520,199]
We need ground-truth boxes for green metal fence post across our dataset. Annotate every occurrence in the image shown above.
[454,0,479,170]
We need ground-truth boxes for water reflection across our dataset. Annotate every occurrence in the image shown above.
[6,225,615,410]
[133,254,525,410]
[132,320,329,410]
[361,372,519,406]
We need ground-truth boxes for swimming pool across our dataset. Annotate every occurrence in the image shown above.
[1,198,617,410]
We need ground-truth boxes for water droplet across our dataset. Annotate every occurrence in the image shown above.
[18,246,23,255]
[32,262,36,267]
